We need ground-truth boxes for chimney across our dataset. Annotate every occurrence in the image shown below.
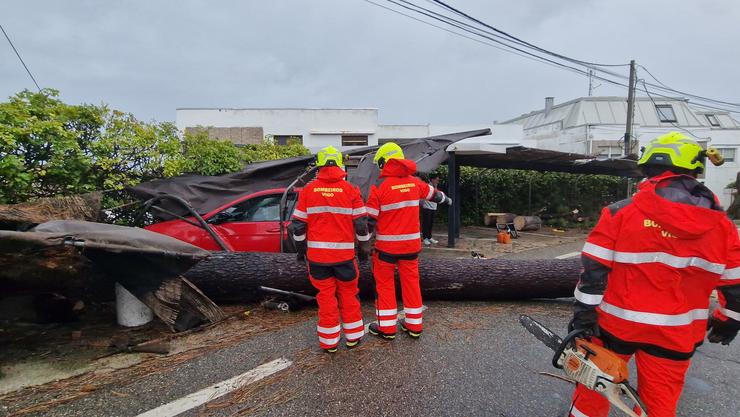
[545,97,554,116]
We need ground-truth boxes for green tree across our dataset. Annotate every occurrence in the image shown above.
[180,130,244,175]
[0,90,310,206]
[0,89,100,203]
[90,110,183,190]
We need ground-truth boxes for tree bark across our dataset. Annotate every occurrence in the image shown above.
[513,215,542,231]
[484,212,516,227]
[184,252,580,302]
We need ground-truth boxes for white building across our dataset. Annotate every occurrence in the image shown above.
[175,108,505,150]
[176,108,380,149]
[502,96,740,207]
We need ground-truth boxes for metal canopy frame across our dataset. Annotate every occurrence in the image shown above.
[445,146,641,248]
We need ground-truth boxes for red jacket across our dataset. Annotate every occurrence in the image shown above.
[366,159,447,255]
[575,173,740,357]
[290,166,369,265]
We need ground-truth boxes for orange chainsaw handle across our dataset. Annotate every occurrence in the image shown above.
[552,328,588,368]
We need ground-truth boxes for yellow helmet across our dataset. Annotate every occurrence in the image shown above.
[373,142,405,167]
[637,132,705,173]
[315,145,344,168]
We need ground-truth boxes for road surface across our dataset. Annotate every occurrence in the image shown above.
[3,240,738,417]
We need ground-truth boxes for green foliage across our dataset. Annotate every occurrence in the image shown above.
[0,89,310,205]
[181,130,245,176]
[436,167,625,226]
[0,89,99,203]
[242,136,310,163]
[90,110,183,190]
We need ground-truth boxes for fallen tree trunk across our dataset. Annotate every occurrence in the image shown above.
[513,215,542,231]
[483,212,516,227]
[184,252,580,302]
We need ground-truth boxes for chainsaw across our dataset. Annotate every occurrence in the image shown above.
[519,315,648,417]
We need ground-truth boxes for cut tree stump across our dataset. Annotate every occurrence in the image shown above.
[184,252,580,302]
[513,215,543,231]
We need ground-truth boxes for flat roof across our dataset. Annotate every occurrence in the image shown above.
[176,107,379,111]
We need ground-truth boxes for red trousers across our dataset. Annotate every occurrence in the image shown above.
[372,253,424,334]
[309,261,364,349]
[569,341,691,417]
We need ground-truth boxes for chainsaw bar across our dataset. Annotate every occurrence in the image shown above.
[519,314,563,352]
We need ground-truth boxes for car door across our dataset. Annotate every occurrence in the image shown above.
[208,192,297,252]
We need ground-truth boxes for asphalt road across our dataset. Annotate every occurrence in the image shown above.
[4,240,738,417]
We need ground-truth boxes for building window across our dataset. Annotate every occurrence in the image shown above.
[705,114,721,127]
[597,146,623,158]
[341,135,368,146]
[717,148,736,162]
[655,105,677,123]
[273,135,303,145]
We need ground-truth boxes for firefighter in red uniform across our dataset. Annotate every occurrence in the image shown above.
[289,146,371,353]
[365,142,451,340]
[568,132,740,417]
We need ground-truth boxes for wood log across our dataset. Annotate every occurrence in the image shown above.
[483,212,516,227]
[184,252,579,302]
[513,215,542,231]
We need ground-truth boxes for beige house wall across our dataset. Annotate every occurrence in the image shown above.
[185,126,264,145]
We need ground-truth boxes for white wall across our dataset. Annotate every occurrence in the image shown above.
[377,124,429,140]
[176,108,379,151]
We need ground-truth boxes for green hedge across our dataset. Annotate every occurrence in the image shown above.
[435,167,627,227]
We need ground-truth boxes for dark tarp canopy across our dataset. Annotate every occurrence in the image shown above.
[454,146,642,177]
[130,129,492,218]
[347,129,491,198]
[129,156,314,219]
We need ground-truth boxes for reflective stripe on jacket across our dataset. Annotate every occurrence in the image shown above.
[290,166,369,264]
[575,173,740,356]
[366,159,446,255]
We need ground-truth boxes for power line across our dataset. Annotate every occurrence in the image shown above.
[365,0,631,91]
[639,78,711,140]
[0,23,41,92]
[638,64,740,109]
[427,0,630,68]
[366,0,740,115]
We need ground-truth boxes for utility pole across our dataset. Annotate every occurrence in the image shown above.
[624,59,637,156]
[588,70,594,96]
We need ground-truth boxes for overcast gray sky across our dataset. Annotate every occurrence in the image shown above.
[2,0,739,125]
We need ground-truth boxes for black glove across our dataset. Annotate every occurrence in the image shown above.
[357,241,372,263]
[707,316,740,345]
[568,306,599,338]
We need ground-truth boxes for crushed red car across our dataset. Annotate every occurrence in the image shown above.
[145,188,298,252]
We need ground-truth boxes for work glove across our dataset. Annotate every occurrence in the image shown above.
[568,307,599,338]
[293,238,307,264]
[707,316,740,345]
[357,241,372,263]
[445,197,453,206]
